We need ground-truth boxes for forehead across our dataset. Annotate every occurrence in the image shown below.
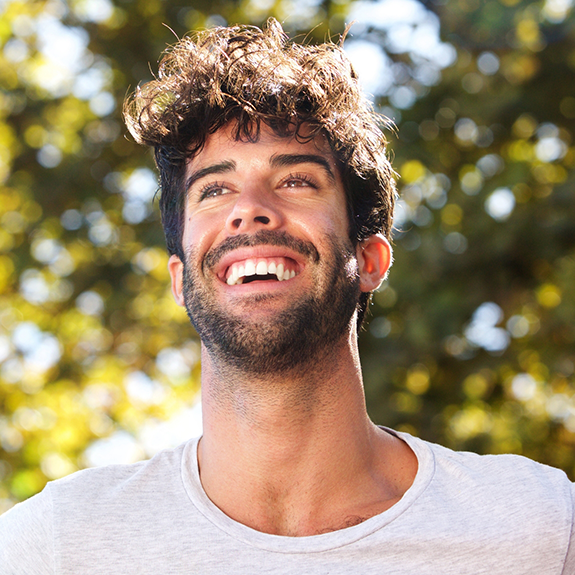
[185,122,340,174]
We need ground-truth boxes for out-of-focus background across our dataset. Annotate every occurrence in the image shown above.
[0,0,574,512]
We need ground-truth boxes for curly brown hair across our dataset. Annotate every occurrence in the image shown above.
[124,18,396,324]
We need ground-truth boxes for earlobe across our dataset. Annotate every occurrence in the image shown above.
[168,254,185,307]
[357,234,392,293]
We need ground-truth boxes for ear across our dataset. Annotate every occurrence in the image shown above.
[168,254,185,307]
[356,234,393,293]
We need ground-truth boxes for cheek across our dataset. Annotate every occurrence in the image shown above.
[310,192,351,240]
[182,212,225,255]
[311,208,350,240]
[292,199,347,232]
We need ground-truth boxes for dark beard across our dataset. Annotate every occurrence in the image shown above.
[182,230,360,376]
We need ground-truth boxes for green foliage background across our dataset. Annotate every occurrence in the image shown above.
[0,0,574,511]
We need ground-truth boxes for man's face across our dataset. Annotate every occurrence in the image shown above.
[168,123,377,374]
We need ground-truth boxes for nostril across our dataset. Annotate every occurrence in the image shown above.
[229,215,272,230]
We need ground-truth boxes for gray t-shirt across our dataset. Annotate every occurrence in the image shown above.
[1,430,574,574]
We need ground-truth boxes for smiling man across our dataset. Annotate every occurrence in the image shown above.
[172,124,373,379]
[1,19,575,574]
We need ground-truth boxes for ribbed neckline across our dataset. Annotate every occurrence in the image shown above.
[180,429,435,553]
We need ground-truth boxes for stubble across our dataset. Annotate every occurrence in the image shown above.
[182,229,360,377]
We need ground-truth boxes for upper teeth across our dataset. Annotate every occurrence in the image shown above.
[226,258,297,285]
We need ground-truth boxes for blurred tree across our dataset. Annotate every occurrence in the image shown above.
[0,0,351,512]
[355,0,575,477]
[0,0,574,513]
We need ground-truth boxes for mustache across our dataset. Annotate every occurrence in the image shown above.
[203,230,320,271]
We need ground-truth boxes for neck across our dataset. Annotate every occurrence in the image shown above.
[202,321,360,413]
[196,328,417,536]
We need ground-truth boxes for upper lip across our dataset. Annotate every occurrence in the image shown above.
[211,246,306,282]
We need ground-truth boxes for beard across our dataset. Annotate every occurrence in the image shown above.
[182,230,360,376]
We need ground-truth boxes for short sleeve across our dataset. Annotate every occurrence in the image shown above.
[561,482,575,575]
[0,484,54,574]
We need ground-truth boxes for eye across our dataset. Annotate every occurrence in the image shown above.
[280,173,318,189]
[198,181,232,201]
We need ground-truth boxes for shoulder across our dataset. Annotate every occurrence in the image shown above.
[0,440,194,561]
[0,439,196,573]
[0,439,202,574]
[379,430,575,573]
[401,431,574,542]
[424,437,574,500]
[0,477,55,573]
[44,439,192,514]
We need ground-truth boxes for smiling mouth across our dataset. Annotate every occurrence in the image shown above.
[225,257,299,286]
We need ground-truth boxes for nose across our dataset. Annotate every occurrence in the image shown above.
[225,188,283,234]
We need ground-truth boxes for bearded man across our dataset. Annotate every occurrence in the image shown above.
[1,19,574,574]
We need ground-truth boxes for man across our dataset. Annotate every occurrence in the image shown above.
[1,19,574,574]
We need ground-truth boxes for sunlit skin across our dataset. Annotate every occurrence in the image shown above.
[168,123,418,537]
[170,127,370,319]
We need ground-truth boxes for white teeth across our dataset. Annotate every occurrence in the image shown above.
[276,263,284,281]
[244,260,256,277]
[226,259,298,285]
[227,272,244,285]
[227,274,241,285]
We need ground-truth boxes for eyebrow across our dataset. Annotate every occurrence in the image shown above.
[270,154,336,183]
[185,160,236,191]
[185,152,337,193]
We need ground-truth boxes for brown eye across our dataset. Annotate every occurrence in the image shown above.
[280,174,317,189]
[199,182,232,200]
